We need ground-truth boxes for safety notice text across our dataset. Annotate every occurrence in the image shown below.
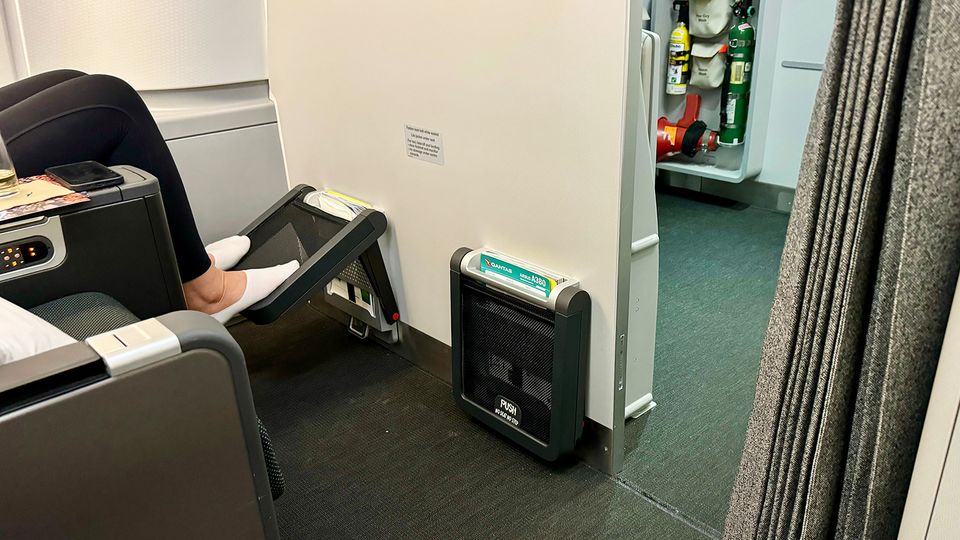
[404,124,444,165]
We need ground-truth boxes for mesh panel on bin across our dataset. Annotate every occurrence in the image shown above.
[338,259,375,290]
[461,279,555,444]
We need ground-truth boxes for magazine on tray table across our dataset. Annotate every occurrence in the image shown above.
[0,175,90,223]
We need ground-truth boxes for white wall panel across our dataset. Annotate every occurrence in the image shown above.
[6,0,266,90]
[166,123,288,245]
[267,0,631,428]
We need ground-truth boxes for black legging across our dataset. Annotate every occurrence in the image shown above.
[0,70,210,282]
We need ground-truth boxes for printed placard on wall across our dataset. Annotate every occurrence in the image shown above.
[404,124,444,165]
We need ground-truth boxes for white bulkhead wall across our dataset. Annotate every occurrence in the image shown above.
[266,0,644,434]
[1,0,266,89]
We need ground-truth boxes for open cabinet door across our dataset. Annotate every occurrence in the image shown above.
[625,27,661,421]
[606,0,661,473]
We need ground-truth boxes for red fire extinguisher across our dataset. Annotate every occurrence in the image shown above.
[656,94,719,162]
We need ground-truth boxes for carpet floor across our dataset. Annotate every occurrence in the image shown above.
[231,189,788,538]
[619,190,790,535]
[234,305,710,539]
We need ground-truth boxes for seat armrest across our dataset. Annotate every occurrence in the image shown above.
[0,311,278,539]
[1,312,241,411]
[0,166,185,317]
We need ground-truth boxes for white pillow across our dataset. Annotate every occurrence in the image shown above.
[0,296,76,365]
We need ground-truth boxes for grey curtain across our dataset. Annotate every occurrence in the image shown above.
[724,0,960,538]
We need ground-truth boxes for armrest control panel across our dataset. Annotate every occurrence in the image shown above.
[1,237,52,273]
[0,216,65,283]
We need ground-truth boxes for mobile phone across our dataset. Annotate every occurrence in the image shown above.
[45,161,123,191]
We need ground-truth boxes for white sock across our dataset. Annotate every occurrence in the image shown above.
[211,260,300,323]
[206,235,251,271]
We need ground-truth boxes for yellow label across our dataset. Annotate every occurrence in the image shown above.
[664,125,678,145]
[730,61,746,85]
[325,190,372,208]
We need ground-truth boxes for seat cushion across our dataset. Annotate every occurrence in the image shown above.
[30,292,140,340]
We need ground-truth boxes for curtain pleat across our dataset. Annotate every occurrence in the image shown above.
[724,0,960,537]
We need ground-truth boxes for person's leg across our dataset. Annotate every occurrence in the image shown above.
[0,73,297,320]
[0,70,86,112]
[0,74,211,282]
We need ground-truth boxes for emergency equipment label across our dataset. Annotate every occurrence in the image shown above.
[730,61,746,85]
[405,124,444,165]
[480,253,557,298]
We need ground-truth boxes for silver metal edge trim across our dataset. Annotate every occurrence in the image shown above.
[85,318,181,376]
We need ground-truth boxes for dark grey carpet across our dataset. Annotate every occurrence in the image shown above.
[619,191,789,534]
[234,305,708,540]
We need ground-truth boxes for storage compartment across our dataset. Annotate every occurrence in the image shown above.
[653,0,778,182]
[450,248,590,461]
[0,166,184,319]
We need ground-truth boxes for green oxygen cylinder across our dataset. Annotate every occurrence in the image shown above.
[719,3,756,146]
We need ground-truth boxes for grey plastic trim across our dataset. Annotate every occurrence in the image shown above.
[0,216,66,283]
[781,60,824,71]
[0,341,101,394]
[155,310,279,539]
[0,215,42,230]
[112,165,161,200]
[86,318,181,376]
[450,247,472,272]
[555,287,591,317]
[625,392,656,418]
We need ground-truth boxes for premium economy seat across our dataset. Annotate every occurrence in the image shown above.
[0,163,399,538]
[0,310,280,539]
[0,166,288,538]
[28,291,286,500]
